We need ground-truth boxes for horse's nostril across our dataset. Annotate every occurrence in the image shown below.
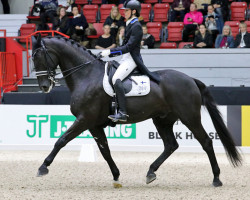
[41,86,48,91]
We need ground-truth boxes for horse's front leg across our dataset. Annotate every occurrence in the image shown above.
[89,127,121,188]
[37,117,87,177]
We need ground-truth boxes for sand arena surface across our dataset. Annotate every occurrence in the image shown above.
[0,151,249,200]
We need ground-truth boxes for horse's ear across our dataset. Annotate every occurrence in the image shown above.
[32,33,42,51]
[37,33,42,46]
[31,36,37,50]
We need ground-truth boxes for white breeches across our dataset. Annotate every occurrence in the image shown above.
[112,53,137,85]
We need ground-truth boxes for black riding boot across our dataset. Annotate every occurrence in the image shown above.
[108,79,128,122]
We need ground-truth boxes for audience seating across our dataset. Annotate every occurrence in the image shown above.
[153,3,170,22]
[87,23,104,39]
[39,23,53,37]
[160,42,177,49]
[144,0,158,3]
[23,0,250,48]
[161,0,174,3]
[27,16,40,22]
[178,42,193,48]
[91,0,102,4]
[75,0,89,5]
[225,21,240,38]
[230,2,247,21]
[146,22,162,42]
[118,4,125,17]
[167,22,184,42]
[19,23,36,43]
[77,4,82,13]
[47,23,53,30]
[100,4,116,23]
[83,5,99,23]
[141,4,152,22]
[27,6,40,21]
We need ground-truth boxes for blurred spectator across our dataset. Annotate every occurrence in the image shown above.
[102,0,143,4]
[183,3,203,42]
[204,4,223,42]
[116,26,125,47]
[141,25,155,49]
[53,7,69,34]
[215,25,234,48]
[170,0,190,22]
[138,15,144,25]
[104,6,125,37]
[193,0,211,15]
[36,0,58,30]
[194,24,213,48]
[68,5,88,42]
[58,0,75,15]
[211,0,228,22]
[234,22,250,48]
[1,0,10,14]
[95,24,116,49]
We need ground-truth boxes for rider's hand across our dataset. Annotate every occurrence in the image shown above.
[101,49,111,58]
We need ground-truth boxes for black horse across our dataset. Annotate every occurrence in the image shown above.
[32,35,242,188]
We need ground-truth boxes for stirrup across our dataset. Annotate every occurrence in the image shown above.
[108,111,129,122]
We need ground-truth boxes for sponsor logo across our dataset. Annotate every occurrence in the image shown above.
[242,106,250,146]
[26,115,49,138]
[148,132,220,140]
[26,115,136,139]
[148,120,220,141]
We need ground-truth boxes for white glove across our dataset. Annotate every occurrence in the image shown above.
[101,49,111,57]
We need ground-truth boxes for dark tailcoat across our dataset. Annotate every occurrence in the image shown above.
[110,18,160,83]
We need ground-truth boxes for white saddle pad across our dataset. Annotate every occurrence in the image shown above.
[103,62,150,97]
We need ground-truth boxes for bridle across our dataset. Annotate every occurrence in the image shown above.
[32,39,100,86]
[32,39,57,85]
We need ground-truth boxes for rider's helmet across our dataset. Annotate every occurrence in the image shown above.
[122,0,141,17]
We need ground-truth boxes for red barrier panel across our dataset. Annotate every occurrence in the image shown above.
[0,30,70,101]
[0,52,17,100]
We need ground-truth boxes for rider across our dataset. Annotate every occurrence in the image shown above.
[100,0,161,122]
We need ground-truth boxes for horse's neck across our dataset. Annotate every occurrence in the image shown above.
[59,57,105,92]
[47,40,105,92]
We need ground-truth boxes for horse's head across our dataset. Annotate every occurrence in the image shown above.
[32,34,58,93]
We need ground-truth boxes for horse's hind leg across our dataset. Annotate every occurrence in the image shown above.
[89,127,121,188]
[146,115,179,184]
[37,118,87,177]
[181,115,222,187]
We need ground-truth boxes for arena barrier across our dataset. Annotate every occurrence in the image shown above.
[0,52,16,99]
[0,105,249,152]
[0,30,70,101]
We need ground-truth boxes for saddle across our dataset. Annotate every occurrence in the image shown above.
[107,61,141,92]
[103,61,150,97]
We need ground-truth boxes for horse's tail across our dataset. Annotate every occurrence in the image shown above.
[194,78,242,167]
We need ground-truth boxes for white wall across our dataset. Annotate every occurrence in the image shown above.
[92,49,250,87]
[0,0,33,14]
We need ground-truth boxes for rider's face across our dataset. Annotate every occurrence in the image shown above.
[124,9,132,20]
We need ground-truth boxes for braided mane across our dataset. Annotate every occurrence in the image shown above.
[44,36,101,60]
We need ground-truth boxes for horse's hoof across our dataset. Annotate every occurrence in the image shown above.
[113,180,122,188]
[212,178,223,187]
[37,165,49,177]
[146,173,156,184]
